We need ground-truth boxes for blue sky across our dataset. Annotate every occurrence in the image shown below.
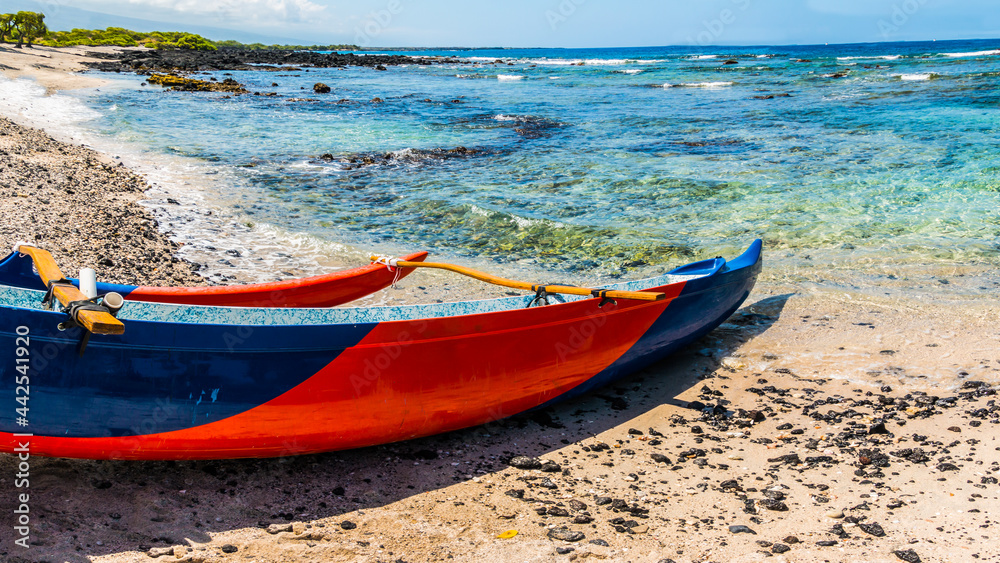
[17,0,1000,47]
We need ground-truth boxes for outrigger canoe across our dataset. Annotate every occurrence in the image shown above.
[0,240,761,460]
[0,249,429,307]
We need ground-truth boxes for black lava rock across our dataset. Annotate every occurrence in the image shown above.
[859,522,886,537]
[759,499,789,511]
[340,520,357,530]
[651,453,671,464]
[772,543,790,554]
[220,544,238,553]
[589,539,609,546]
[547,528,585,542]
[894,549,922,562]
[509,456,543,469]
[729,525,756,534]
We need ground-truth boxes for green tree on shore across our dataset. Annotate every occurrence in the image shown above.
[0,14,15,44]
[11,11,47,48]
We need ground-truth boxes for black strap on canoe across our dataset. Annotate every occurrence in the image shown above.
[42,278,74,310]
[528,285,550,308]
[57,297,114,357]
[591,289,617,308]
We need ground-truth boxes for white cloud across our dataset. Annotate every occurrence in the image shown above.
[125,0,326,24]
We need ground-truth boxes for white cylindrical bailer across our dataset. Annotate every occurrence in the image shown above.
[79,268,97,299]
[102,292,124,317]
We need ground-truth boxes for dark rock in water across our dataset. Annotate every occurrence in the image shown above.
[589,539,609,546]
[340,520,357,530]
[650,453,671,464]
[147,73,247,93]
[729,525,756,534]
[370,97,384,103]
[723,59,739,64]
[509,456,543,469]
[547,528,585,542]
[759,499,788,511]
[859,522,886,537]
[320,153,334,161]
[313,83,331,94]
[220,544,238,553]
[83,48,446,74]
[936,463,959,472]
[772,544,791,554]
[894,549,922,562]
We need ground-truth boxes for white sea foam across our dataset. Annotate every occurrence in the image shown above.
[942,49,1000,58]
[497,75,524,81]
[897,73,934,81]
[0,77,101,142]
[837,55,901,61]
[692,55,719,60]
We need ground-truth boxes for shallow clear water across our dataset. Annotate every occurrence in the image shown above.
[72,40,1000,286]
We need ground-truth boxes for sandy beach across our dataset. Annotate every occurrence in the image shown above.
[1,47,999,563]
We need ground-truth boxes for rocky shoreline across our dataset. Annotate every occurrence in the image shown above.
[82,48,462,74]
[0,116,204,286]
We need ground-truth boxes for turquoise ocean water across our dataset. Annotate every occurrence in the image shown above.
[72,40,1000,289]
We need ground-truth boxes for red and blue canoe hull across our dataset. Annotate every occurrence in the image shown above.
[0,250,428,307]
[0,241,761,460]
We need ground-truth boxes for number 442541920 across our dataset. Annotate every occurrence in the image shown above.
[15,326,29,424]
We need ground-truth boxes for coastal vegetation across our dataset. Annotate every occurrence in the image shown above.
[0,12,356,51]
[0,11,48,48]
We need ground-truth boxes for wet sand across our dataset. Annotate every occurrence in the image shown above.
[0,47,998,563]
